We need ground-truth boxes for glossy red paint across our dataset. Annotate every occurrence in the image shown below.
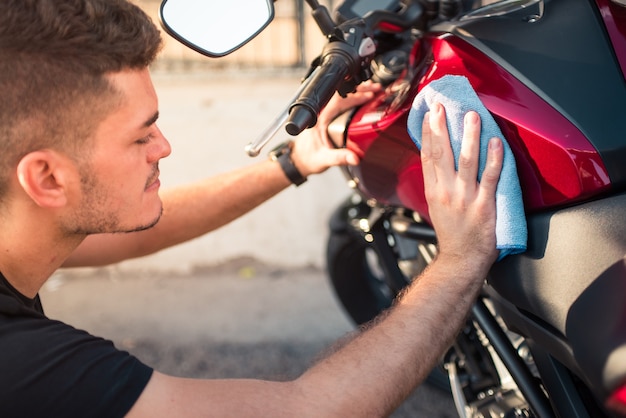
[607,384,626,416]
[346,34,611,215]
[347,84,429,219]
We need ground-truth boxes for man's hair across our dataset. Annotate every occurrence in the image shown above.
[0,0,163,198]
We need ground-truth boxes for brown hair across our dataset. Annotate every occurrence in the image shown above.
[0,0,163,197]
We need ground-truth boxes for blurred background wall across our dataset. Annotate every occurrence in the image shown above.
[136,0,337,70]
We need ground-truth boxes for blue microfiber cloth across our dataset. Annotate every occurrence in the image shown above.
[406,75,526,261]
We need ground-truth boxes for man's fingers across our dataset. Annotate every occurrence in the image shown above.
[355,80,382,93]
[421,103,456,186]
[457,111,481,187]
[338,84,381,110]
[335,148,360,166]
[319,83,381,126]
[307,147,360,174]
[478,137,503,197]
[420,110,434,181]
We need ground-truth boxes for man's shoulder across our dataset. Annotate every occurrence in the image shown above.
[0,307,153,417]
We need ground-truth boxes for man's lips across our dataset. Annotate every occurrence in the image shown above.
[146,177,160,191]
[145,168,160,191]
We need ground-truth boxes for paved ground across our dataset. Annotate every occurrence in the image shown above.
[42,258,457,417]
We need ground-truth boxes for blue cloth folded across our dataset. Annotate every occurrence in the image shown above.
[406,75,526,261]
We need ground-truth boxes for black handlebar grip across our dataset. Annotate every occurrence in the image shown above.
[285,53,351,136]
[285,105,317,136]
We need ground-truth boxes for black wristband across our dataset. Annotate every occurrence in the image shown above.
[268,141,307,186]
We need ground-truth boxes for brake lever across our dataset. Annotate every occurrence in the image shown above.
[244,67,320,157]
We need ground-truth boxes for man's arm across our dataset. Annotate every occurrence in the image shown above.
[126,103,504,417]
[63,159,292,267]
[63,82,381,267]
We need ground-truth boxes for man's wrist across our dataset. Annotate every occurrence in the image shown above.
[431,251,495,282]
[268,141,308,186]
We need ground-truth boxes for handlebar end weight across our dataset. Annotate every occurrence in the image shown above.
[285,105,317,136]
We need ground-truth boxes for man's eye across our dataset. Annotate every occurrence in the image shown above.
[136,133,154,145]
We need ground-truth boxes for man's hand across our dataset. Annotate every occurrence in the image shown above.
[421,102,503,272]
[290,81,382,177]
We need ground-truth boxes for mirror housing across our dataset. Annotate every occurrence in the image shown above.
[159,0,275,58]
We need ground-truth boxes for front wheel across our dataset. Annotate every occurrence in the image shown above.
[326,230,394,325]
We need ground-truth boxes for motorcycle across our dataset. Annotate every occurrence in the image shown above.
[159,0,626,416]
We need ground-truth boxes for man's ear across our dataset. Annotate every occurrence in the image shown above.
[16,150,75,208]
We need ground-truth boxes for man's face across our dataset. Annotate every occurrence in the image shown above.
[67,68,171,235]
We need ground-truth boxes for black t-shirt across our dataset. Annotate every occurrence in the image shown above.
[0,272,153,417]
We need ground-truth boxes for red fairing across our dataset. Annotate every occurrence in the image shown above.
[346,34,611,214]
[346,91,429,219]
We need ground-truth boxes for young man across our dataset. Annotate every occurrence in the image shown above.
[0,0,503,416]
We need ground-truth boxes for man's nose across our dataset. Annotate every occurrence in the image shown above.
[148,126,172,162]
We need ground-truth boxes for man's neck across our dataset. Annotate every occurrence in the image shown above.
[0,217,84,298]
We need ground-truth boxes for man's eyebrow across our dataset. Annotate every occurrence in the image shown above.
[143,111,159,128]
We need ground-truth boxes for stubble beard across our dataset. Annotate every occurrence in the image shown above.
[65,167,163,236]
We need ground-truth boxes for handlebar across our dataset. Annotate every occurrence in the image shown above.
[285,19,375,136]
[285,53,351,136]
[247,2,417,155]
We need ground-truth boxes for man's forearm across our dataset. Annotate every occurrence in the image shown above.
[290,256,486,416]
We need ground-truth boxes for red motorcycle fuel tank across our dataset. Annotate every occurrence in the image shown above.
[346,0,626,215]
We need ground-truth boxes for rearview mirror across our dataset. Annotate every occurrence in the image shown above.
[159,0,275,58]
